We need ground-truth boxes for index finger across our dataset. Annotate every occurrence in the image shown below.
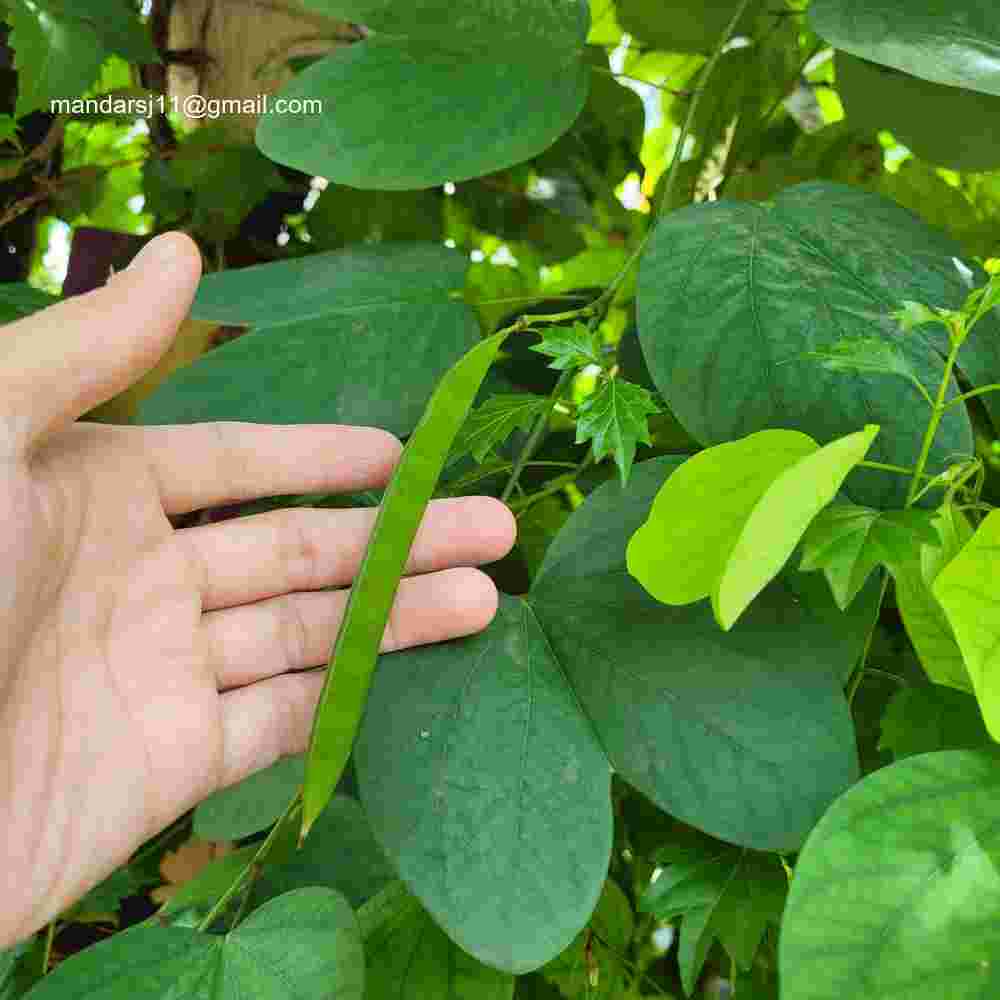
[123,421,403,515]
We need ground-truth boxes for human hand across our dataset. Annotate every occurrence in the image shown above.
[0,233,515,947]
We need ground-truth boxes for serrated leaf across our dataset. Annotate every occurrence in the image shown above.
[575,377,659,485]
[878,685,991,759]
[451,393,549,465]
[932,509,1000,740]
[9,0,157,117]
[780,750,1000,1000]
[800,505,939,610]
[627,426,879,630]
[641,843,786,993]
[529,323,604,372]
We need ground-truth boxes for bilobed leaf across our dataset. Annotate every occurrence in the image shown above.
[878,685,991,759]
[932,509,1000,740]
[641,843,786,993]
[302,330,509,840]
[137,244,479,438]
[780,750,1000,1000]
[575,377,660,485]
[801,505,939,610]
[356,457,866,972]
[541,880,634,999]
[894,504,975,692]
[257,0,590,189]
[8,0,158,117]
[25,888,365,1000]
[359,883,514,1000]
[636,183,993,507]
[529,323,604,371]
[626,427,878,629]
[715,426,879,629]
[451,393,549,464]
[193,754,304,842]
[809,0,1000,96]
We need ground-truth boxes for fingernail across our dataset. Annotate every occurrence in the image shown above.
[127,233,193,273]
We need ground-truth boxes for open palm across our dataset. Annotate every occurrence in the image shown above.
[0,234,514,947]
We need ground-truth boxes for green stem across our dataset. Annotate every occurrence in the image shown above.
[509,449,595,514]
[500,370,574,503]
[846,573,889,707]
[38,921,55,977]
[905,338,962,508]
[227,863,262,932]
[439,460,579,496]
[943,382,1000,410]
[857,459,935,480]
[196,793,301,933]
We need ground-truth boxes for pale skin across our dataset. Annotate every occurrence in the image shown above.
[0,232,516,948]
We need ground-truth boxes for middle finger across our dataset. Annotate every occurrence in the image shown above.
[174,495,515,611]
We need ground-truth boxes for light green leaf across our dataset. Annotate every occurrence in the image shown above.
[0,114,20,149]
[933,509,1000,740]
[302,330,508,840]
[836,52,1000,173]
[627,427,878,629]
[529,323,604,372]
[636,182,993,507]
[356,458,867,972]
[450,393,549,465]
[800,505,939,610]
[136,244,479,438]
[360,882,514,1000]
[541,880,634,999]
[878,685,992,759]
[575,377,660,485]
[892,299,948,333]
[25,888,365,1000]
[9,0,158,117]
[715,426,879,629]
[641,843,786,993]
[780,750,1000,1000]
[809,0,1000,96]
[796,335,930,401]
[257,0,590,189]
[193,755,304,842]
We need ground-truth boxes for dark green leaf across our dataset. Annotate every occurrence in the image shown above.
[451,393,549,464]
[616,0,763,54]
[9,0,157,117]
[136,244,479,437]
[541,880,634,999]
[25,888,365,1000]
[529,323,603,372]
[257,0,590,189]
[575,377,660,485]
[359,882,514,1000]
[193,755,305,842]
[837,53,1000,173]
[302,330,508,839]
[801,505,939,610]
[308,185,443,250]
[0,284,58,325]
[251,796,395,911]
[879,685,992,759]
[780,750,1000,1000]
[636,182,993,507]
[809,0,1000,96]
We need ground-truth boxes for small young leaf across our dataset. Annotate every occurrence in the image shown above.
[450,393,549,464]
[800,505,939,610]
[575,377,660,485]
[529,322,604,371]
[795,336,931,402]
[892,299,948,332]
[933,508,1000,739]
[301,330,508,840]
[640,843,786,993]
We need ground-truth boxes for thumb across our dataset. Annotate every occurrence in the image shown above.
[0,232,202,455]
